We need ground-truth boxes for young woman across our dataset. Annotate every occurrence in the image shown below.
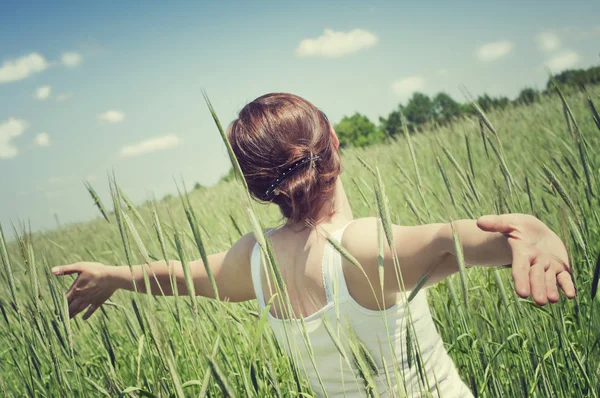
[54,93,575,397]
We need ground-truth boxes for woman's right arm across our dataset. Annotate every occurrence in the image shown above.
[52,232,258,319]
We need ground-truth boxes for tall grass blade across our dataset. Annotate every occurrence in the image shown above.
[84,180,110,223]
[202,91,248,191]
[173,232,197,315]
[582,85,600,132]
[592,251,600,300]
[450,222,469,308]
[401,110,422,187]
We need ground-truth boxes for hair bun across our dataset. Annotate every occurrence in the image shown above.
[227,93,341,223]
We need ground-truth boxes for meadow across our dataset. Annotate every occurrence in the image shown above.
[1,81,599,397]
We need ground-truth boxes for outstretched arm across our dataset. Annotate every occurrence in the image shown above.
[52,232,257,319]
[344,214,575,306]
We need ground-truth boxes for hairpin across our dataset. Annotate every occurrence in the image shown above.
[264,155,320,198]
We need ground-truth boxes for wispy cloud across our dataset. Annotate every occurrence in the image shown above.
[56,93,72,102]
[0,118,28,159]
[295,29,378,58]
[559,25,600,40]
[476,41,514,62]
[119,135,180,157]
[34,85,52,100]
[45,190,63,199]
[97,110,125,124]
[0,53,49,84]
[391,76,425,99]
[546,51,580,71]
[48,175,72,184]
[536,31,560,52]
[35,132,51,146]
[61,52,83,67]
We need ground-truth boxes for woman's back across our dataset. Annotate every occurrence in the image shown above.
[52,92,575,397]
[250,219,473,397]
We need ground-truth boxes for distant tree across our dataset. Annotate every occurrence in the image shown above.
[193,182,204,190]
[494,96,510,109]
[433,92,461,123]
[379,107,405,138]
[546,66,600,91]
[220,168,235,183]
[335,113,383,148]
[403,92,434,126]
[476,94,509,112]
[516,87,540,105]
[459,102,476,116]
[477,94,494,112]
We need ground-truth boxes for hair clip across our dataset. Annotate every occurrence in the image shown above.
[264,155,320,198]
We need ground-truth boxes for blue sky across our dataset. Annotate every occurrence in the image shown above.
[1,0,599,234]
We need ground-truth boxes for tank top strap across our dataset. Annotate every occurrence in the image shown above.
[322,220,355,304]
[250,242,266,309]
[250,229,276,309]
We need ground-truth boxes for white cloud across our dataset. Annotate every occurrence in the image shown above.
[34,85,52,100]
[476,41,514,62]
[436,68,448,76]
[97,110,125,124]
[56,93,72,102]
[120,135,180,157]
[295,28,378,58]
[48,175,72,184]
[546,51,580,71]
[536,31,560,52]
[560,25,600,40]
[35,132,51,146]
[45,190,62,199]
[391,76,425,99]
[0,53,49,83]
[0,118,28,159]
[61,52,83,67]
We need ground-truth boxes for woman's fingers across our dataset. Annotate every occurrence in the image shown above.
[556,270,576,299]
[69,297,89,318]
[476,214,518,234]
[529,261,548,305]
[52,263,84,276]
[545,268,560,303]
[510,249,531,298]
[66,280,80,304]
[82,304,99,321]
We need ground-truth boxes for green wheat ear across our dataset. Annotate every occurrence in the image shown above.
[592,252,600,300]
[542,164,579,224]
[401,110,422,188]
[84,180,110,223]
[450,222,469,309]
[581,85,600,132]
[202,90,248,191]
[357,155,376,176]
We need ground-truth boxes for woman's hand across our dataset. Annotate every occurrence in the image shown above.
[477,214,576,305]
[52,262,118,320]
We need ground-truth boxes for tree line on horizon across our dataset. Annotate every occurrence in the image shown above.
[213,64,599,186]
[335,64,600,148]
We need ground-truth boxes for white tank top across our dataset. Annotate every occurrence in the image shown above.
[250,222,474,397]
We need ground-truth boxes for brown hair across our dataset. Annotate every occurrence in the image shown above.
[227,93,341,223]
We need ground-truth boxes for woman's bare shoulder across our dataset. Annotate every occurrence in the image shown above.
[342,217,381,261]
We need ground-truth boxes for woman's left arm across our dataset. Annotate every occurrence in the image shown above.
[438,214,576,305]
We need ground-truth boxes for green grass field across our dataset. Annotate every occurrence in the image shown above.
[1,83,599,397]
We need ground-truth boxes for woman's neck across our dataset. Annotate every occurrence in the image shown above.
[286,178,353,229]
[330,178,353,221]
